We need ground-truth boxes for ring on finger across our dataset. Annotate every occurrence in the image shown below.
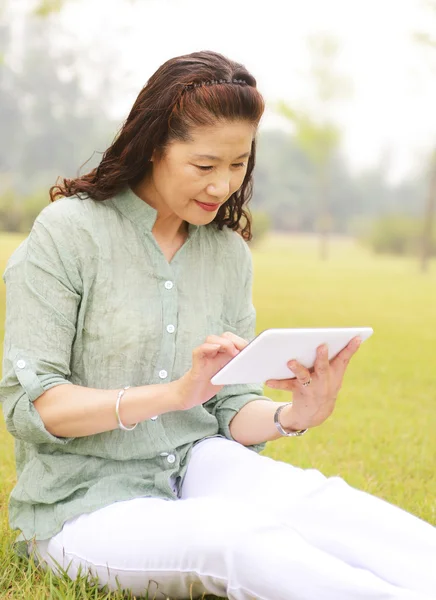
[301,377,312,387]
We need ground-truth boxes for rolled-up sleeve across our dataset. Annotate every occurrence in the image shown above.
[0,209,81,444]
[204,238,273,453]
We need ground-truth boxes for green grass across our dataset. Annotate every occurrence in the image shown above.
[1,231,435,599]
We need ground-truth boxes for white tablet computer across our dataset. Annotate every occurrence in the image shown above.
[210,327,373,385]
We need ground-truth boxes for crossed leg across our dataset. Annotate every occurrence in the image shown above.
[182,436,436,599]
[30,436,435,600]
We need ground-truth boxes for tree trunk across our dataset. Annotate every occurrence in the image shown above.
[420,151,436,273]
[318,164,330,261]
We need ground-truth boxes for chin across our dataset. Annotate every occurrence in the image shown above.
[190,214,216,226]
[188,202,219,223]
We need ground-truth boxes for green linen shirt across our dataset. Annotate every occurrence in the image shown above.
[0,186,272,544]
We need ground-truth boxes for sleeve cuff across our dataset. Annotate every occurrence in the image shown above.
[215,393,272,454]
[2,351,75,445]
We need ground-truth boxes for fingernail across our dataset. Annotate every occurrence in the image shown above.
[355,337,362,346]
[288,360,297,368]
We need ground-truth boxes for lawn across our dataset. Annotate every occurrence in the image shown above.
[0,231,435,599]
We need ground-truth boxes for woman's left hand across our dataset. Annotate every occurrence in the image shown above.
[265,337,362,431]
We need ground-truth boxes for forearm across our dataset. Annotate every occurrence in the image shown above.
[229,399,300,445]
[33,381,180,438]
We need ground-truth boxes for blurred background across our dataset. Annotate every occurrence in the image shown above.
[1,5,436,597]
[1,0,436,267]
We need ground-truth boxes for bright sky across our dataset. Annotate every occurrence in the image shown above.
[8,0,436,182]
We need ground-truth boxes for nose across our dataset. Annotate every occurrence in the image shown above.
[206,177,230,200]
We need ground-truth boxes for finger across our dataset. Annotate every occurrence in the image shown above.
[265,378,299,391]
[330,336,361,371]
[221,331,249,351]
[287,360,311,385]
[314,343,329,377]
[193,343,222,360]
[205,335,239,356]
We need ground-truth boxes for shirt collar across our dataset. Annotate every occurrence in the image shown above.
[110,185,200,237]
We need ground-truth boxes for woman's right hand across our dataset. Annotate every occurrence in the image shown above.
[175,333,248,411]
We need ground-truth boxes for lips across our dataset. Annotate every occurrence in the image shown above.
[194,200,221,212]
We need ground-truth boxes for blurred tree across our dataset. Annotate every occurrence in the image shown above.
[248,211,271,248]
[277,34,351,260]
[420,151,436,270]
[0,25,22,176]
[362,214,436,257]
[277,104,340,256]
[414,1,436,272]
[252,129,424,238]
[0,14,115,198]
[0,9,428,235]
[253,130,316,232]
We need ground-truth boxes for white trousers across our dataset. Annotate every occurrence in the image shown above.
[31,437,436,600]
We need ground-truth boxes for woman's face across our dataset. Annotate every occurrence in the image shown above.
[147,120,255,225]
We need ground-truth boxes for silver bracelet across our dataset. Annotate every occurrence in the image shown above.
[115,386,138,431]
[274,402,308,437]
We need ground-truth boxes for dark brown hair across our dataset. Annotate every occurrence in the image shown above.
[50,50,265,240]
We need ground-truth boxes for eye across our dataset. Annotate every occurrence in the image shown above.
[195,163,246,172]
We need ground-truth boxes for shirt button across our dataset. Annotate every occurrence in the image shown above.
[164,281,174,290]
[159,370,168,379]
[16,360,26,369]
[150,416,158,421]
[166,324,175,334]
[167,454,176,464]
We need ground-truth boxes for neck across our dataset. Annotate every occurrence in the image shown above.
[132,178,188,244]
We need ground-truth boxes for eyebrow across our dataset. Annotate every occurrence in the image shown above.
[191,152,251,161]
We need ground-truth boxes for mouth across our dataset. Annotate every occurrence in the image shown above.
[194,200,221,212]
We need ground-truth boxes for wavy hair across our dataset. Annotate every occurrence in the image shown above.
[50,50,265,241]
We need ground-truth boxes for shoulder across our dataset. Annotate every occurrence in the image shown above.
[31,194,118,263]
[34,195,110,232]
[3,238,29,275]
[205,223,252,265]
[4,196,105,279]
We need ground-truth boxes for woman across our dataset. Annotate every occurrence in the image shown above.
[1,50,435,600]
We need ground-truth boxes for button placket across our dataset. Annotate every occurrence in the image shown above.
[157,278,176,384]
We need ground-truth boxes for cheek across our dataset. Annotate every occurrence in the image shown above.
[232,170,247,192]
[177,166,204,195]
